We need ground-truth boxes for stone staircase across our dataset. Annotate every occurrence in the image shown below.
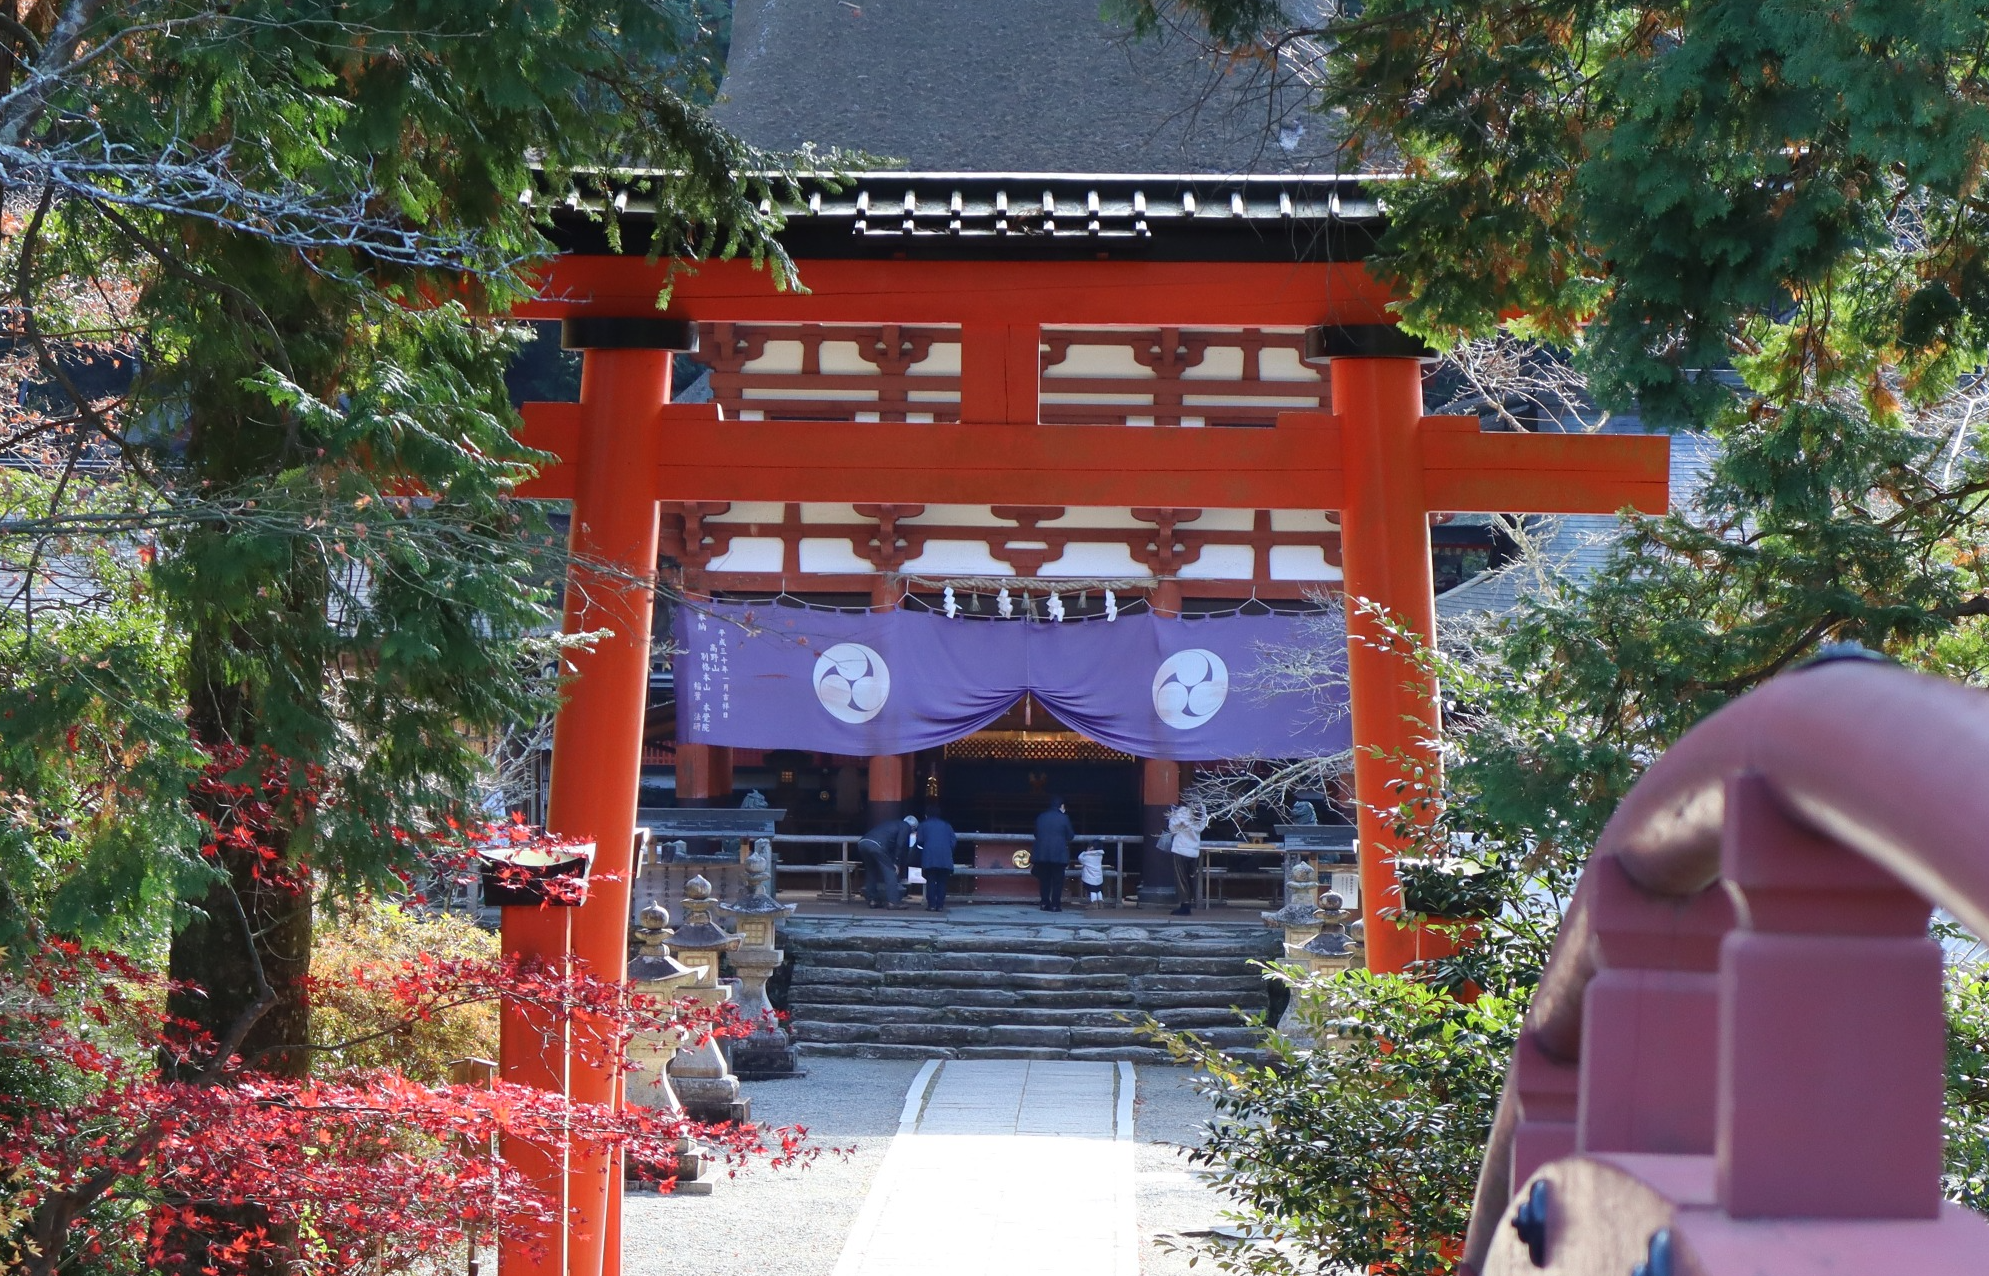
[776,915,1282,1062]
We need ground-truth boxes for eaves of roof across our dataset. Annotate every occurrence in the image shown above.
[539,171,1395,264]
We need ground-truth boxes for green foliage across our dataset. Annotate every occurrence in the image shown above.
[0,0,835,972]
[1947,948,1989,1214]
[0,473,206,956]
[1117,0,1989,426]
[1148,970,1521,1276]
[309,899,499,1084]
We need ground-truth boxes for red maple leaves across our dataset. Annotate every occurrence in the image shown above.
[2,942,808,1276]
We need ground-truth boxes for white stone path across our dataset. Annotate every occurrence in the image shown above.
[829,1059,1137,1276]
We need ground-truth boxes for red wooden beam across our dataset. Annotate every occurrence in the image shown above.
[515,257,1398,327]
[1421,418,1671,514]
[513,403,1669,517]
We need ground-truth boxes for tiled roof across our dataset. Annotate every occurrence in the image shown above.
[716,0,1356,177]
[546,171,1386,262]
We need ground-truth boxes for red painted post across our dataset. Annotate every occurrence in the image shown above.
[497,907,571,1276]
[959,323,1040,424]
[1329,354,1439,976]
[1716,775,1945,1218]
[501,320,682,1276]
[1576,856,1732,1156]
[1507,1032,1579,1187]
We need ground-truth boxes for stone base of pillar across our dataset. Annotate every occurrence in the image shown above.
[672,1069,750,1125]
[729,1030,800,1081]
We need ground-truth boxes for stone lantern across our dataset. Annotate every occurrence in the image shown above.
[717,838,798,1079]
[626,901,703,1112]
[1276,889,1363,1050]
[661,874,750,1124]
[626,901,718,1194]
[1285,891,1361,976]
[1262,858,1326,950]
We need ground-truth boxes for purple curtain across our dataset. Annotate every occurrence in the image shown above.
[674,601,1349,762]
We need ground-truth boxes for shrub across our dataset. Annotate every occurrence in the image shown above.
[309,898,498,1082]
[1147,965,1520,1276]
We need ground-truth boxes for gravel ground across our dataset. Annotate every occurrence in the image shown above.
[1132,1067,1233,1275]
[623,1057,922,1276]
[620,1060,1228,1275]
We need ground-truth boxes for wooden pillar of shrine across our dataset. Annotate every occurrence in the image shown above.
[1140,757,1182,907]
[675,742,733,808]
[868,753,911,827]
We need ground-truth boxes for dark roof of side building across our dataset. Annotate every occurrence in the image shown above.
[716,0,1353,177]
[1437,430,1719,619]
[546,170,1384,261]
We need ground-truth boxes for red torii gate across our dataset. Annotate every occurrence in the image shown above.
[503,255,1668,1276]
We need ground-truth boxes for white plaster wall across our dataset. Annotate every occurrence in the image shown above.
[1182,392,1323,409]
[1269,545,1342,581]
[1176,544,1256,580]
[800,503,863,523]
[1180,346,1244,380]
[751,340,806,374]
[1037,391,1158,405]
[1037,543,1146,577]
[912,342,962,376]
[704,501,786,524]
[817,341,872,375]
[704,536,784,573]
[897,540,1013,575]
[798,537,873,573]
[1044,343,1151,378]
[741,386,875,402]
[1270,510,1337,532]
[1259,346,1319,381]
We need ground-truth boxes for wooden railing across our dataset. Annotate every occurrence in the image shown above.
[1463,657,1989,1275]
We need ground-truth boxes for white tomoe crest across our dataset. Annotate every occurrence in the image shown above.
[813,642,892,724]
[1152,648,1229,729]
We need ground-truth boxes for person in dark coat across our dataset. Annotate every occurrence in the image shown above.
[917,809,958,912]
[857,814,917,908]
[1031,795,1076,912]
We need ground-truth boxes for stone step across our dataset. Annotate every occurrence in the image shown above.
[795,1040,1188,1065]
[787,984,1268,1013]
[778,1002,1251,1030]
[788,948,1267,978]
[775,918,1278,1062]
[781,930,1280,959]
[787,1019,1262,1051]
[788,966,1270,995]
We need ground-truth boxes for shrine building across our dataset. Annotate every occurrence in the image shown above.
[516,1,1515,906]
[510,1,1663,923]
[499,9,1667,1268]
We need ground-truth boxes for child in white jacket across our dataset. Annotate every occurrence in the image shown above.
[1076,844,1106,905]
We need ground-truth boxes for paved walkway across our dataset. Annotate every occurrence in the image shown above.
[830,1059,1137,1276]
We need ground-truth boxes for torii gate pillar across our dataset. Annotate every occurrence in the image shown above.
[1326,339,1444,976]
[500,317,690,1276]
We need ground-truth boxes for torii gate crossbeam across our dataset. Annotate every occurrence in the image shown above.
[497,257,1668,1276]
